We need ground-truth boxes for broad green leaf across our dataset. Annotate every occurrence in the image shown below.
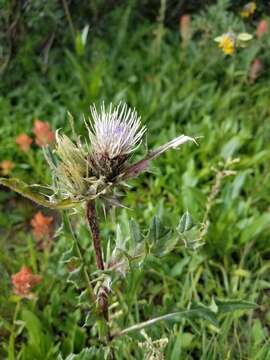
[21,309,43,347]
[148,216,169,242]
[0,178,79,209]
[147,216,175,256]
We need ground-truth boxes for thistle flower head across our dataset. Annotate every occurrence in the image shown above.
[89,103,146,157]
[45,132,89,200]
[88,103,146,178]
[1,101,195,209]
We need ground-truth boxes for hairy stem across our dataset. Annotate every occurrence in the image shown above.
[86,200,109,322]
[86,201,105,270]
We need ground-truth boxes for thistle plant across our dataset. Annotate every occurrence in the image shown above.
[44,102,195,323]
[0,102,256,356]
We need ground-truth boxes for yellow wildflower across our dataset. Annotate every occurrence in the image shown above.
[214,31,252,55]
[218,33,236,55]
[240,2,256,18]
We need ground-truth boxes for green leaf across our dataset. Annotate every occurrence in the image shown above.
[67,265,84,289]
[148,216,175,256]
[113,299,256,338]
[129,219,142,244]
[114,304,219,337]
[77,289,90,307]
[240,214,270,243]
[83,311,98,327]
[20,309,54,357]
[220,136,242,160]
[0,178,79,209]
[148,216,169,242]
[61,243,79,264]
[177,211,193,233]
[61,347,104,360]
[186,303,220,327]
[21,309,43,347]
[215,299,257,313]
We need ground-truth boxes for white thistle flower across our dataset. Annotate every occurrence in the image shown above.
[89,103,146,158]
[88,103,146,178]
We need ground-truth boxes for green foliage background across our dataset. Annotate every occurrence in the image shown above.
[1,0,270,358]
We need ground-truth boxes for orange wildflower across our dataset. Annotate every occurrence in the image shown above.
[33,119,55,147]
[0,160,14,175]
[180,15,191,45]
[256,20,268,38]
[12,266,42,298]
[249,58,263,83]
[31,211,53,241]
[16,133,33,152]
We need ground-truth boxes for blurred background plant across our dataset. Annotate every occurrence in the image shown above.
[1,0,270,359]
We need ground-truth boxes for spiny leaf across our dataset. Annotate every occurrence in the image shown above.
[0,177,79,209]
[122,135,197,179]
[178,211,193,233]
[148,216,170,242]
[67,265,84,289]
[61,243,79,264]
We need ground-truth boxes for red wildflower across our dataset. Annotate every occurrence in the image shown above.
[12,266,42,298]
[249,58,263,83]
[180,15,191,45]
[33,119,55,147]
[16,133,33,152]
[0,160,14,175]
[256,20,268,38]
[31,211,53,241]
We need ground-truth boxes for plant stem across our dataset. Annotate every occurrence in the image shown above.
[86,201,105,270]
[61,0,76,42]
[86,200,109,322]
[65,213,94,300]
